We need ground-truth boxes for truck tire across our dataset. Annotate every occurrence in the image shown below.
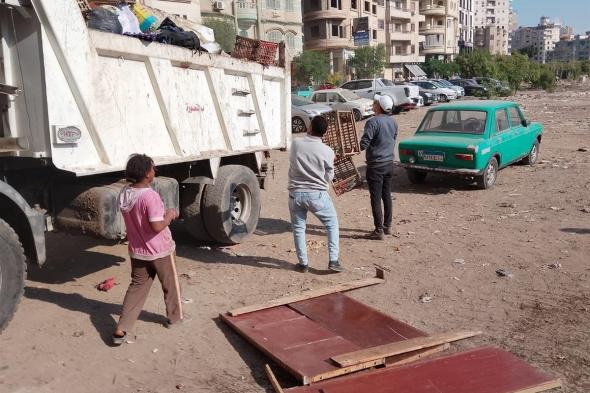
[202,165,261,244]
[0,218,27,332]
[181,184,213,242]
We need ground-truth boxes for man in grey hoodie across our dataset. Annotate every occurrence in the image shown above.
[288,116,344,273]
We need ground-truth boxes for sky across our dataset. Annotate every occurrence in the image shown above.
[512,0,590,34]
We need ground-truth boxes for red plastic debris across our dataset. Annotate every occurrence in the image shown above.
[97,277,116,291]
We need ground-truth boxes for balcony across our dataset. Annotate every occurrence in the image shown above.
[420,41,445,54]
[235,0,257,25]
[420,4,445,16]
[303,8,350,22]
[391,30,413,41]
[419,24,445,35]
[389,54,425,63]
[390,7,412,20]
[303,37,354,51]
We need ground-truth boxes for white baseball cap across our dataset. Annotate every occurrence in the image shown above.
[373,94,394,112]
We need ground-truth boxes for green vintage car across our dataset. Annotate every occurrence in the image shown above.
[398,101,543,189]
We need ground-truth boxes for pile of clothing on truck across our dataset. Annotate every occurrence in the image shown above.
[81,1,222,54]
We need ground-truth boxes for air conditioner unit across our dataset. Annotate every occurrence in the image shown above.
[214,1,225,10]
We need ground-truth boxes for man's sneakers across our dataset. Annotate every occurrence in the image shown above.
[294,263,309,273]
[328,261,345,272]
[383,226,391,235]
[366,229,385,240]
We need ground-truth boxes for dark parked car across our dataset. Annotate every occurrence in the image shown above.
[450,79,488,97]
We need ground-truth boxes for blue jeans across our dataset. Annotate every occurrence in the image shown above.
[288,191,339,266]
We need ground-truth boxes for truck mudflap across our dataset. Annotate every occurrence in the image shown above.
[0,180,46,265]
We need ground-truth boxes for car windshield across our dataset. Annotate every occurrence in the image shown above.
[418,110,488,134]
[436,80,452,87]
[291,95,314,106]
[340,90,361,100]
[430,81,445,88]
[380,79,395,86]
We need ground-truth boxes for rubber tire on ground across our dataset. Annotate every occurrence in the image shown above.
[352,109,362,122]
[477,157,498,189]
[440,94,448,102]
[0,218,27,332]
[202,165,261,245]
[522,140,540,166]
[181,184,214,241]
[407,169,427,184]
[292,117,307,133]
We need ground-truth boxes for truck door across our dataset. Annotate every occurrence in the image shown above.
[352,80,374,98]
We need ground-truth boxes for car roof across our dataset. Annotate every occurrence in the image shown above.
[429,100,518,111]
[311,88,344,93]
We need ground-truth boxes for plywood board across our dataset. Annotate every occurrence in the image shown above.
[285,346,562,393]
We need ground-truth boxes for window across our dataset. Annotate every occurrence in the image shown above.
[418,110,488,134]
[312,92,327,102]
[372,3,377,13]
[378,19,384,30]
[266,30,283,43]
[285,32,296,48]
[495,109,510,133]
[372,29,377,39]
[509,107,523,127]
[351,0,357,8]
[286,0,295,11]
[341,81,358,90]
[266,0,280,9]
[327,93,343,103]
[310,25,320,38]
[364,1,370,12]
[331,0,341,9]
[357,80,373,89]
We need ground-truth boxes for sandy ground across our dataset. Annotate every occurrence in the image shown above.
[1,84,589,393]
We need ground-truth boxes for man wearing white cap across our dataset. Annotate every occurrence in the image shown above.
[359,94,398,240]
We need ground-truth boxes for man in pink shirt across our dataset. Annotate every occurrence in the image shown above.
[113,154,182,345]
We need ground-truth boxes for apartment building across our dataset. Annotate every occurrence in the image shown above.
[302,0,386,75]
[549,33,590,62]
[202,0,304,59]
[512,17,562,63]
[384,0,425,79]
[458,0,474,52]
[418,0,460,61]
[142,0,201,22]
[473,0,512,54]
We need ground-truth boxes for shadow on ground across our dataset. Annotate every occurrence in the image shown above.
[24,287,166,346]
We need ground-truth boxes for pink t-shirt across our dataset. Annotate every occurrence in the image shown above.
[118,186,175,261]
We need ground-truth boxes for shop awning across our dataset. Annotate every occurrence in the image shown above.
[405,64,427,77]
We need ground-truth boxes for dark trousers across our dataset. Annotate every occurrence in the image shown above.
[366,163,394,231]
[117,253,182,332]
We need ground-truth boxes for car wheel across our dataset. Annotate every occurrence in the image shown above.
[477,158,498,189]
[440,94,448,102]
[407,169,427,184]
[522,140,540,166]
[292,117,307,133]
[352,109,362,122]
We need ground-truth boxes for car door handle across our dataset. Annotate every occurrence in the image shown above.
[368,90,373,93]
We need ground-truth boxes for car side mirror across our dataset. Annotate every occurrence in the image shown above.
[521,119,530,127]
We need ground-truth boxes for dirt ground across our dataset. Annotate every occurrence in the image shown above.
[1,84,589,393]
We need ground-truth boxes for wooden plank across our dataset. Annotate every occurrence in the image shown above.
[331,330,481,367]
[265,364,285,393]
[385,343,449,367]
[512,379,562,393]
[227,277,384,316]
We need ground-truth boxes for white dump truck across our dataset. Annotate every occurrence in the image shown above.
[0,0,291,331]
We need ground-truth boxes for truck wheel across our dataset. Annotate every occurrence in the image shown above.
[476,158,498,189]
[407,169,427,184]
[202,165,261,245]
[181,184,213,241]
[522,140,539,166]
[0,218,27,332]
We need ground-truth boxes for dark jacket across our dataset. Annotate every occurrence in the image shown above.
[360,114,398,167]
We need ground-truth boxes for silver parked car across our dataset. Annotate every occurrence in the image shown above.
[412,80,458,102]
[309,88,374,121]
[291,95,332,133]
[431,79,465,98]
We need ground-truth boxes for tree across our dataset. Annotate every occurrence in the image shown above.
[496,52,529,93]
[202,17,237,53]
[349,44,386,79]
[423,58,459,79]
[455,50,497,78]
[326,72,344,87]
[293,51,330,85]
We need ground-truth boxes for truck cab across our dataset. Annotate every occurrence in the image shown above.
[340,78,413,114]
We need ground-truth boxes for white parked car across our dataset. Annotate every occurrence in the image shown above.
[291,95,332,133]
[340,78,413,113]
[309,88,374,121]
[431,79,465,98]
[412,80,458,102]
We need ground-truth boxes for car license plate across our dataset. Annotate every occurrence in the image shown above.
[419,151,444,162]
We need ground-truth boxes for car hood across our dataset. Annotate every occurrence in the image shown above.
[400,132,485,149]
[349,98,373,107]
[297,103,333,113]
